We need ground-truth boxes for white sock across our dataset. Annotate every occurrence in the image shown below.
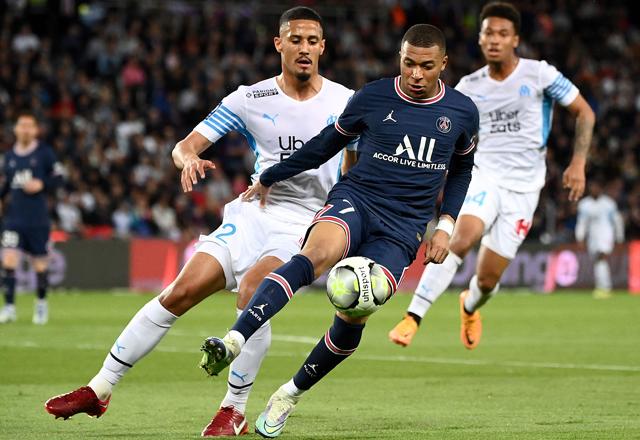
[282,378,304,399]
[221,308,271,413]
[226,329,246,349]
[408,252,463,318]
[89,297,177,399]
[464,275,499,313]
[594,260,612,291]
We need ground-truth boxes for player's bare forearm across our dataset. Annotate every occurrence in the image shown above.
[563,95,595,201]
[171,131,212,170]
[172,131,215,192]
[567,94,595,163]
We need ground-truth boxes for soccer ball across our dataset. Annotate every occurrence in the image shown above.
[326,256,392,317]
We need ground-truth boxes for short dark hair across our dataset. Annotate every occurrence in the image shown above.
[401,24,446,53]
[15,110,38,124]
[279,6,323,30]
[480,2,521,34]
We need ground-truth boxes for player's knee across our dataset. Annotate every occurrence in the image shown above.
[237,277,261,309]
[158,280,199,315]
[449,235,474,258]
[476,272,499,293]
[301,246,336,277]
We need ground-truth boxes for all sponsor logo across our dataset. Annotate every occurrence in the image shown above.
[372,135,446,170]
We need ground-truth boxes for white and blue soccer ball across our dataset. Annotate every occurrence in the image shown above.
[326,256,392,317]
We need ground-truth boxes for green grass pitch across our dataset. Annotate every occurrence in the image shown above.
[1,289,639,439]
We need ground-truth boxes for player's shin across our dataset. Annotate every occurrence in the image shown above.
[220,310,272,413]
[89,297,177,399]
[3,268,16,305]
[231,254,315,342]
[408,252,463,319]
[594,259,612,291]
[291,314,365,392]
[464,274,499,313]
[36,270,48,300]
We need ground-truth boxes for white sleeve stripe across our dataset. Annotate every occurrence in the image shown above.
[219,104,246,128]
[209,112,240,130]
[545,75,574,99]
[202,119,228,136]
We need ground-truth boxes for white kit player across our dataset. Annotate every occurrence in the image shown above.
[576,179,624,298]
[45,7,357,436]
[389,1,595,349]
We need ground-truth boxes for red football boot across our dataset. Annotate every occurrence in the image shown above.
[201,406,248,437]
[45,386,110,419]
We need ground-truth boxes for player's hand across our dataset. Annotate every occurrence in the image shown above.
[23,178,44,194]
[180,156,215,192]
[241,181,271,208]
[562,160,586,202]
[423,229,450,265]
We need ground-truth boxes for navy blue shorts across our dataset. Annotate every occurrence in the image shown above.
[306,195,415,294]
[1,225,50,256]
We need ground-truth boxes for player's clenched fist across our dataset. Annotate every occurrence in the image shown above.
[423,229,450,265]
[180,156,215,193]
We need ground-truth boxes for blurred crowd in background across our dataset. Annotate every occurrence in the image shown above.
[0,0,639,244]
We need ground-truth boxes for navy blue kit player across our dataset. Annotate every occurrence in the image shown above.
[0,112,60,325]
[200,24,479,437]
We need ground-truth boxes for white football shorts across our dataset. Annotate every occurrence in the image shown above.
[586,236,615,256]
[196,198,309,291]
[458,168,540,259]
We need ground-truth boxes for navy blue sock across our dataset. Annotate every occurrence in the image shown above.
[292,314,365,390]
[3,268,16,305]
[36,271,48,300]
[232,254,315,341]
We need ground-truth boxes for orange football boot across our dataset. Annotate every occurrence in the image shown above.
[459,290,482,349]
[388,314,419,347]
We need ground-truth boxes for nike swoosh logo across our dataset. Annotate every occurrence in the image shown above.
[263,420,284,434]
[233,419,246,435]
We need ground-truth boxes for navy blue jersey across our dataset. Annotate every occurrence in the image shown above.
[1,142,60,228]
[261,77,479,252]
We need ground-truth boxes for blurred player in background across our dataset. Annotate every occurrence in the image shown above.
[45,7,357,436]
[199,24,478,437]
[575,178,624,299]
[389,1,595,349]
[0,112,60,325]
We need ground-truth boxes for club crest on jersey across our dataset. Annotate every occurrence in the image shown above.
[436,116,451,133]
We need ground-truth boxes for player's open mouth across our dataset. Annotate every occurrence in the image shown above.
[296,58,312,68]
[408,84,424,93]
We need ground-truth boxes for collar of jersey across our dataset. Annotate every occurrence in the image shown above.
[13,140,39,157]
[394,77,445,105]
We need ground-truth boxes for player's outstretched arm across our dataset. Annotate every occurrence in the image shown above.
[172,131,215,192]
[260,124,355,188]
[563,94,595,202]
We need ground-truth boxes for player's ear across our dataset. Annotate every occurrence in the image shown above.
[441,54,448,71]
[513,34,520,49]
[319,38,325,56]
[274,36,282,53]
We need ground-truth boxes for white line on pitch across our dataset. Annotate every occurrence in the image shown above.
[2,339,639,373]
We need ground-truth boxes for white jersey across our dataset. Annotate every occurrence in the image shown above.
[576,195,624,252]
[195,76,355,220]
[456,58,579,192]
